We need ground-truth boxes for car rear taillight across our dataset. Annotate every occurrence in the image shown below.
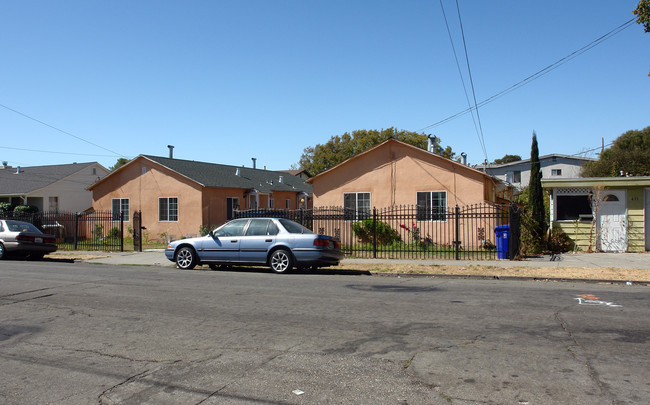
[334,240,341,249]
[313,238,329,247]
[44,237,56,244]
[16,234,35,242]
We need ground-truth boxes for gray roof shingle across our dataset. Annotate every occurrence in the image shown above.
[142,155,312,194]
[0,162,96,195]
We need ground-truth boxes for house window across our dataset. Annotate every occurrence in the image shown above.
[286,199,291,209]
[48,197,59,212]
[226,197,239,220]
[269,198,274,209]
[112,198,130,221]
[92,168,97,175]
[343,192,371,221]
[416,191,447,221]
[159,197,178,222]
[556,195,592,221]
[551,169,562,176]
[513,171,521,183]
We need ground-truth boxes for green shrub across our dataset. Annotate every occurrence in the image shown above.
[0,202,14,214]
[351,219,401,245]
[13,205,39,214]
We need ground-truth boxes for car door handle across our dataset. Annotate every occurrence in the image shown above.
[265,239,272,242]
[230,240,238,243]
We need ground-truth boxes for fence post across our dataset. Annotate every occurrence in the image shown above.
[454,205,460,260]
[120,212,124,252]
[74,213,80,250]
[372,207,377,259]
[508,203,520,260]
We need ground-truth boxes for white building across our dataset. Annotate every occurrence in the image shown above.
[477,154,594,191]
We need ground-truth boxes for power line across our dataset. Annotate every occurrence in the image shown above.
[0,145,122,158]
[0,103,126,158]
[455,0,488,162]
[419,17,637,131]
[438,0,484,160]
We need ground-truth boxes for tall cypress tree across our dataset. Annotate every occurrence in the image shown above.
[528,132,546,242]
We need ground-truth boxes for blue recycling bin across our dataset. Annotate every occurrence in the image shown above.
[494,225,510,259]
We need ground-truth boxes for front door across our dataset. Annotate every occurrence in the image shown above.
[200,219,248,262]
[597,190,627,253]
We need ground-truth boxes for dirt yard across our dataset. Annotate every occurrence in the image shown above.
[330,262,649,283]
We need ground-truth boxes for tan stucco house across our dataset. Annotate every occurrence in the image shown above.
[89,155,312,241]
[542,176,650,252]
[307,138,510,210]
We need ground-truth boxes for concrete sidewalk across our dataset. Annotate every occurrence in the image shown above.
[50,249,650,270]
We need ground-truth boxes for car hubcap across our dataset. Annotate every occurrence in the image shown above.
[178,250,192,268]
[272,252,289,272]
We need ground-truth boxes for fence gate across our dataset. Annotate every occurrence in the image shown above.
[133,211,143,252]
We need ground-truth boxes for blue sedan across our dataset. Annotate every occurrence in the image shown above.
[165,217,343,273]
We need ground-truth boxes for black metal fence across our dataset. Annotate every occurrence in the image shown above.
[0,210,137,251]
[236,203,521,260]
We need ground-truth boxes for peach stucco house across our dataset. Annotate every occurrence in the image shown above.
[307,138,509,210]
[89,155,312,241]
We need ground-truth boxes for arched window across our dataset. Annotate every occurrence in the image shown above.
[603,194,619,202]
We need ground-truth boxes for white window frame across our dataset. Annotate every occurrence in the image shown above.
[551,169,562,176]
[285,199,291,209]
[112,198,130,222]
[158,197,178,222]
[269,198,274,209]
[343,192,371,221]
[416,191,447,222]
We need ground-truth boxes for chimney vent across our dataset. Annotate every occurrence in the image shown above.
[279,175,284,183]
[15,166,21,174]
[252,158,257,169]
[167,145,174,159]
[461,152,467,165]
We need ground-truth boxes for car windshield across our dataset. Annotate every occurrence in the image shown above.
[6,220,42,233]
[279,219,313,234]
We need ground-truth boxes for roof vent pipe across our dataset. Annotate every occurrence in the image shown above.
[461,152,467,165]
[252,158,257,169]
[235,168,241,176]
[15,166,21,174]
[279,175,284,183]
[167,145,174,159]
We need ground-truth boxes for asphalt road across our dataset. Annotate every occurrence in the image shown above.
[0,261,648,404]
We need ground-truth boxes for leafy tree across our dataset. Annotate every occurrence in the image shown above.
[109,158,130,172]
[298,128,454,175]
[635,0,650,33]
[581,126,650,177]
[528,132,546,249]
[493,154,522,165]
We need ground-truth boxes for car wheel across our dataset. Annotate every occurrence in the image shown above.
[0,243,4,260]
[269,249,293,273]
[176,247,197,270]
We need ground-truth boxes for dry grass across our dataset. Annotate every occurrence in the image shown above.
[330,262,649,282]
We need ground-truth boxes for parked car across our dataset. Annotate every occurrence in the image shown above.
[165,217,343,273]
[0,219,57,260]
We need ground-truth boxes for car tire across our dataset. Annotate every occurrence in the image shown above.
[0,243,4,260]
[176,246,197,270]
[269,249,293,273]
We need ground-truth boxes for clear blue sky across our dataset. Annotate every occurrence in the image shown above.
[1,0,648,171]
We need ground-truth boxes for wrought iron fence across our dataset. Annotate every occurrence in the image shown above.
[236,203,520,260]
[0,210,128,251]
